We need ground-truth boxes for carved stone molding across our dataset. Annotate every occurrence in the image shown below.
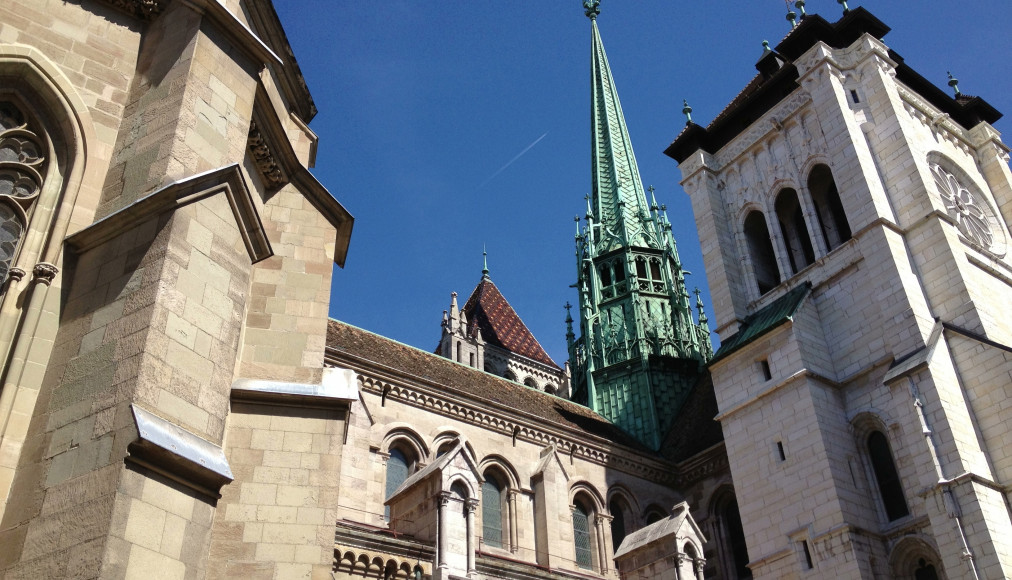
[7,267,25,283]
[96,0,166,20]
[32,262,57,285]
[247,121,288,190]
[714,91,813,170]
[350,370,681,487]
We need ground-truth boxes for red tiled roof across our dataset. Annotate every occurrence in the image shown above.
[461,277,560,370]
[325,319,645,449]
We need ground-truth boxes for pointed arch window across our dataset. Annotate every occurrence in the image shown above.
[775,189,815,273]
[808,165,851,251]
[743,211,780,295]
[867,430,909,521]
[0,100,47,289]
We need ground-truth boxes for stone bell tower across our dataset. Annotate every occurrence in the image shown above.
[668,5,1012,579]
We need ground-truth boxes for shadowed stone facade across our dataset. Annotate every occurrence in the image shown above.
[0,2,1009,580]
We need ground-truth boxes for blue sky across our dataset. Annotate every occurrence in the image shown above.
[274,1,1012,365]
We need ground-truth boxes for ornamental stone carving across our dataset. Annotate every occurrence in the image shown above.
[0,101,45,285]
[929,162,1006,257]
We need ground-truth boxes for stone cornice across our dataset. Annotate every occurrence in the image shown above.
[65,164,272,263]
[94,0,166,20]
[325,349,680,487]
[251,84,353,267]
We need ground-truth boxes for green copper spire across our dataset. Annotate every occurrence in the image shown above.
[482,245,489,278]
[569,9,712,450]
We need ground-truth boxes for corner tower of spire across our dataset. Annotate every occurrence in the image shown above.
[568,4,712,450]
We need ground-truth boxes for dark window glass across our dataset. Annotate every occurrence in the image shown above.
[636,259,647,279]
[915,559,939,580]
[482,475,504,549]
[385,448,411,519]
[573,502,593,569]
[600,265,612,286]
[722,497,751,578]
[867,431,910,521]
[613,262,625,283]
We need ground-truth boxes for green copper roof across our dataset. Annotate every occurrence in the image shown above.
[568,11,712,451]
[589,18,652,252]
[710,282,812,364]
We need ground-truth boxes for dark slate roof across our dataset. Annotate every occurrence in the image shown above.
[461,276,560,369]
[664,8,1002,164]
[659,370,723,463]
[326,319,644,449]
[709,282,812,364]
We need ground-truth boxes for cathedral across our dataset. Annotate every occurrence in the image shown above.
[0,1,1011,579]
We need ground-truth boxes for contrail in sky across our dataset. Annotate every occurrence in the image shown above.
[478,132,549,189]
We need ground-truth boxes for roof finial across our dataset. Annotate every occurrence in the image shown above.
[482,244,489,278]
[682,99,693,125]
[583,0,600,20]
[785,0,798,28]
[837,0,850,15]
[947,71,961,97]
[795,0,807,19]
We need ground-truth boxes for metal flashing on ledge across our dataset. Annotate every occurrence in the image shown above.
[231,368,358,408]
[127,405,233,499]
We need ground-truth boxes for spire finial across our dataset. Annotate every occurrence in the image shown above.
[682,99,693,125]
[795,0,806,19]
[583,0,600,20]
[837,0,850,15]
[947,71,961,97]
[786,0,798,28]
[482,244,489,277]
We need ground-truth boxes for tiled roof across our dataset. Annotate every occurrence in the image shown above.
[326,319,645,450]
[659,370,723,463]
[461,277,560,369]
[709,282,812,364]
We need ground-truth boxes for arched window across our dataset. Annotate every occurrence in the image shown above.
[609,498,628,552]
[713,492,751,579]
[808,165,851,251]
[867,431,909,521]
[743,211,780,295]
[914,558,939,580]
[482,472,505,549]
[775,189,815,273]
[644,507,666,525]
[0,100,46,291]
[385,447,415,520]
[572,499,594,569]
[503,370,517,382]
[523,377,537,388]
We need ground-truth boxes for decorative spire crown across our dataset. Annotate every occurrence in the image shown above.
[583,0,600,20]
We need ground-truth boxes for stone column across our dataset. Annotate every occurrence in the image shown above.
[694,556,706,580]
[466,498,480,576]
[595,513,613,574]
[673,554,685,580]
[438,491,451,571]
[507,489,520,553]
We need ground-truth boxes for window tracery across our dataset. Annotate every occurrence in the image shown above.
[0,101,46,285]
[929,162,1006,257]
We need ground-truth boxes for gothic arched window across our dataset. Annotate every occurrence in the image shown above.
[743,211,780,295]
[775,188,815,273]
[808,165,851,251]
[867,430,909,521]
[0,101,46,288]
[482,472,505,549]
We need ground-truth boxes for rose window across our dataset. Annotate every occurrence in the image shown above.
[930,163,1004,256]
